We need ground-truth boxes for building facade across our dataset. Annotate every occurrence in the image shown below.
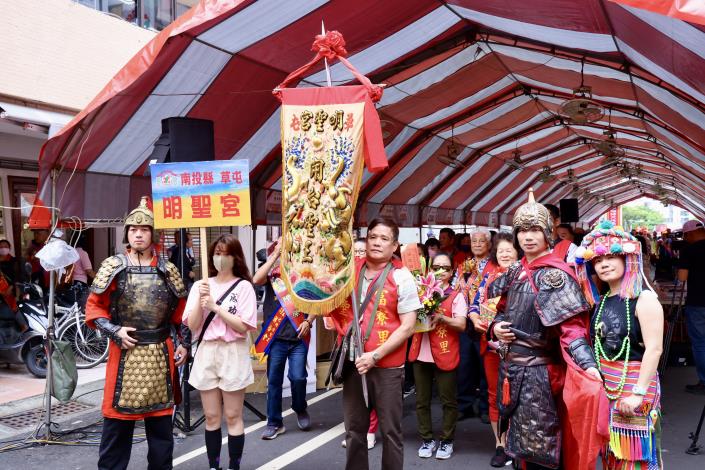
[1,0,155,260]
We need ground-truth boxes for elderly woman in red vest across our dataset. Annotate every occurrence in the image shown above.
[409,252,467,460]
[468,232,520,467]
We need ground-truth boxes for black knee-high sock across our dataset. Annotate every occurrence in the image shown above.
[227,434,245,470]
[205,428,222,468]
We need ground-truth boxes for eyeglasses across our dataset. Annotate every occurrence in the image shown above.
[432,265,452,272]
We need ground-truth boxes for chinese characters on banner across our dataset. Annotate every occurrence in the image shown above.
[280,99,365,314]
[150,160,251,229]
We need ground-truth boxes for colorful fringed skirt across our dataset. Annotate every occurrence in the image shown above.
[600,359,662,470]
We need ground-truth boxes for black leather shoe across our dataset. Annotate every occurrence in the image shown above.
[490,446,511,467]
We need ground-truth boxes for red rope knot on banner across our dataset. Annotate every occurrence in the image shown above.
[311,30,347,59]
[273,30,383,103]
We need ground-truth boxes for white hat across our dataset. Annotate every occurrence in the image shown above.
[682,220,704,233]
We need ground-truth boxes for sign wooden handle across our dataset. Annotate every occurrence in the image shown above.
[200,227,208,279]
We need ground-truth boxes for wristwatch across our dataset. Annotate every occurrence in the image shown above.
[632,385,648,396]
[372,351,381,363]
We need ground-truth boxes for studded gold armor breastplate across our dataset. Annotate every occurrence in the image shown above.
[111,266,174,330]
[110,266,177,414]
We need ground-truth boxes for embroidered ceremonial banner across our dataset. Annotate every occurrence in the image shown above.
[274,31,387,315]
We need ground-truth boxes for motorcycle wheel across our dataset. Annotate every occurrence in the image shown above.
[25,343,47,378]
[57,316,109,368]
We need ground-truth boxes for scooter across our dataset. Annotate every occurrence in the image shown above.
[0,281,49,378]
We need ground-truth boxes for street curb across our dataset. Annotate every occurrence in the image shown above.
[0,376,105,417]
[0,376,105,440]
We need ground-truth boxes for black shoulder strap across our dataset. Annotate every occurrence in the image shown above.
[194,278,245,354]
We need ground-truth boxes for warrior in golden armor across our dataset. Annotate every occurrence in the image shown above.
[86,196,188,470]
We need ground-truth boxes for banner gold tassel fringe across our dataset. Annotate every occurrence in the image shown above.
[283,274,354,317]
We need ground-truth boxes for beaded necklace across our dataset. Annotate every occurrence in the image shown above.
[593,291,631,400]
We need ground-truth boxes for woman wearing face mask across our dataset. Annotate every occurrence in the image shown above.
[183,235,257,470]
[575,221,664,470]
[467,232,520,467]
[408,253,467,460]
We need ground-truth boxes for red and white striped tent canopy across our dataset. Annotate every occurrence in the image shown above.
[37,0,705,227]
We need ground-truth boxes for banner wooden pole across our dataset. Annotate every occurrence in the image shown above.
[200,227,208,279]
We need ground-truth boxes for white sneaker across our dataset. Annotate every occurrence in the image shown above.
[418,439,437,458]
[341,438,346,448]
[436,441,454,460]
[367,433,376,449]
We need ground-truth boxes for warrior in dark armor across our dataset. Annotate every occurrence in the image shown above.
[86,196,188,470]
[488,189,601,469]
[575,221,664,469]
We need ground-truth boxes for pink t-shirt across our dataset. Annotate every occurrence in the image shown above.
[72,248,93,284]
[183,277,257,342]
[417,293,467,363]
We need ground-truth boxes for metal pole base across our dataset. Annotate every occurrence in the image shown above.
[244,400,266,421]
[174,412,206,433]
[686,402,705,455]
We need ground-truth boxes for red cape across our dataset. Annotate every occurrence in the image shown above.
[560,346,610,469]
[553,239,573,264]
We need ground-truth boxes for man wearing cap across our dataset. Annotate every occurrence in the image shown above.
[678,219,705,395]
[86,196,188,469]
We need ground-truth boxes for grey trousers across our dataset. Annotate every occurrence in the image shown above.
[342,361,404,470]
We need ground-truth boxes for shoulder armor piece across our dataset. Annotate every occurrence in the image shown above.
[540,268,566,289]
[90,255,127,294]
[160,259,188,298]
[534,268,589,326]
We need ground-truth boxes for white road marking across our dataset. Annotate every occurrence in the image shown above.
[173,388,342,466]
[254,422,346,470]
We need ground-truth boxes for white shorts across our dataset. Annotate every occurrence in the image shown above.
[189,339,254,392]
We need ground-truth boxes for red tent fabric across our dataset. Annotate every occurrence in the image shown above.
[36,0,705,225]
[610,0,705,26]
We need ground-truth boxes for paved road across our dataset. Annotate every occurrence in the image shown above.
[1,367,704,469]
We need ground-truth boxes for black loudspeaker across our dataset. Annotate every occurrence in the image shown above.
[147,117,215,166]
[560,198,579,223]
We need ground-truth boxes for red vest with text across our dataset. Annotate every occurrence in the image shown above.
[330,259,406,368]
[408,290,461,371]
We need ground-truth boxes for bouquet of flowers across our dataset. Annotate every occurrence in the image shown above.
[414,271,449,333]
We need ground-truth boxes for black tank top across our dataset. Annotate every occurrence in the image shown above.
[591,294,645,362]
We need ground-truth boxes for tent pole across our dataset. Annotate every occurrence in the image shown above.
[418,205,423,243]
[44,169,58,439]
[252,225,257,274]
[322,21,332,87]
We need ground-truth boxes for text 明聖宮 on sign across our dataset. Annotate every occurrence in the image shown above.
[150,159,251,229]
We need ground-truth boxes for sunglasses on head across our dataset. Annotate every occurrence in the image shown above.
[432,265,452,272]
